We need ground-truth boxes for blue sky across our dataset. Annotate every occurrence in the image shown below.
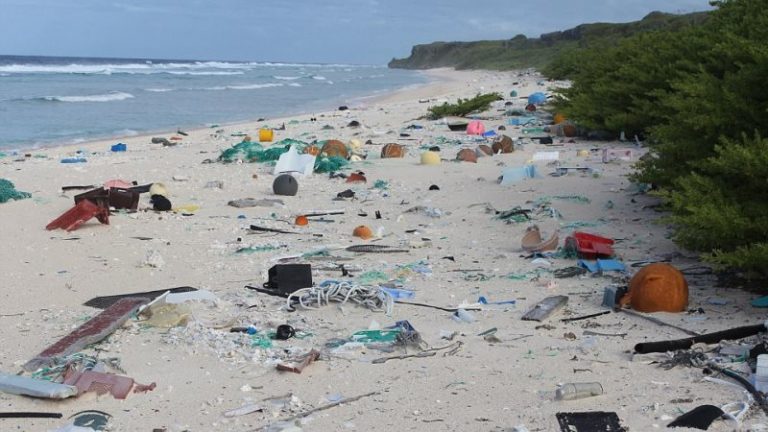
[0,0,713,64]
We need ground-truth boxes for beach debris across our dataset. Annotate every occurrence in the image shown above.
[273,174,299,196]
[272,391,379,425]
[0,412,63,419]
[667,405,724,430]
[248,224,296,234]
[246,264,313,298]
[346,171,367,184]
[554,382,604,401]
[204,180,224,189]
[532,151,560,162]
[619,263,687,313]
[24,297,148,372]
[353,225,374,240]
[142,249,165,268]
[633,322,766,354]
[110,143,126,152]
[228,198,284,208]
[223,404,264,418]
[560,311,611,323]
[521,225,558,253]
[372,341,463,364]
[84,287,198,309]
[555,412,625,432]
[274,146,316,176]
[61,157,87,163]
[62,369,156,399]
[320,139,348,158]
[259,128,274,142]
[577,259,626,273]
[381,143,405,158]
[0,373,78,399]
[70,410,112,430]
[151,137,171,145]
[420,151,441,165]
[466,120,485,135]
[46,199,109,231]
[602,148,633,163]
[276,349,321,374]
[564,232,614,259]
[288,281,393,313]
[346,244,409,253]
[0,179,31,203]
[456,148,477,163]
[521,296,568,322]
[500,165,536,185]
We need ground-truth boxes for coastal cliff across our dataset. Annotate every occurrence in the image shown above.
[388,11,708,71]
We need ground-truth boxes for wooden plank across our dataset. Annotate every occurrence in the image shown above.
[24,297,147,372]
[522,295,568,322]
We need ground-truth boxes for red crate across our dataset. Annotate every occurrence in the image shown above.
[46,199,110,231]
[565,232,614,259]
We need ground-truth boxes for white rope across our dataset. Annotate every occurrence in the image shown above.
[702,376,753,426]
[287,281,393,314]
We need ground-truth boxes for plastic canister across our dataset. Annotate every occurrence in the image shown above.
[259,128,274,142]
[755,354,768,393]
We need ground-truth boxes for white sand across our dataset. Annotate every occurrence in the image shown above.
[0,69,763,432]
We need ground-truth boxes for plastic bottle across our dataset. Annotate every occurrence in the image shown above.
[555,382,603,400]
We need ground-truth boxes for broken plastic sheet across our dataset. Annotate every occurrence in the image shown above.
[531,151,560,162]
[273,146,316,177]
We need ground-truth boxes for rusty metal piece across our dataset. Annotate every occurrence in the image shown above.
[276,349,320,374]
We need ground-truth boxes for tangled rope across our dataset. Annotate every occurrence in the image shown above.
[288,280,393,314]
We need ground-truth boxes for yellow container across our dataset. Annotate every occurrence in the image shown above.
[259,128,274,142]
[420,151,441,165]
[553,113,566,125]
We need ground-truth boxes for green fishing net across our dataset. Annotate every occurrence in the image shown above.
[218,139,310,163]
[314,156,348,173]
[0,179,31,203]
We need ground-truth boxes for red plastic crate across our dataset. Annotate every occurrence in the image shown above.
[565,232,614,259]
[46,199,110,231]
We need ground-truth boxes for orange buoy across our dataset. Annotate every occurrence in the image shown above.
[352,225,373,240]
[295,215,309,226]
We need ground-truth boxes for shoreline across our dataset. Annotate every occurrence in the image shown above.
[3,69,445,156]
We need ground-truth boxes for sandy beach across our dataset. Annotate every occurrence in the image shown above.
[0,68,763,432]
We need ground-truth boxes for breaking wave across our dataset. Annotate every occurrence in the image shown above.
[41,91,135,102]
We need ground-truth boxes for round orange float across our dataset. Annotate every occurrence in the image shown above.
[352,225,374,240]
[294,215,309,226]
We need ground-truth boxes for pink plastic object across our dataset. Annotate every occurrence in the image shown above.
[63,369,156,399]
[103,179,133,189]
[466,120,486,135]
[565,232,615,259]
[46,199,110,231]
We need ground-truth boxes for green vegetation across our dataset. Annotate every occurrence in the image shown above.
[426,93,502,120]
[388,11,708,71]
[551,0,768,281]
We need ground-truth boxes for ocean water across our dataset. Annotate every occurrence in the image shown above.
[0,55,426,150]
